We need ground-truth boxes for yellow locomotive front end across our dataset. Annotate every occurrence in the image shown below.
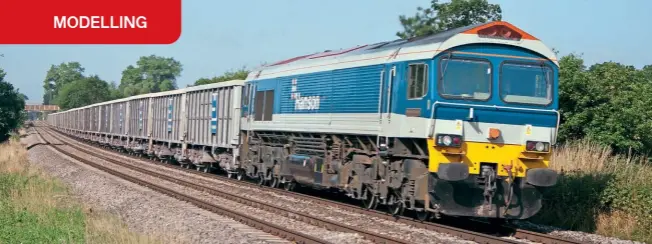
[427,117,558,219]
[423,23,560,220]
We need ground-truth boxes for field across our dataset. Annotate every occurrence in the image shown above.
[0,135,162,244]
[531,139,652,243]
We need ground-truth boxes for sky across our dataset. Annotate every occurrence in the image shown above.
[1,0,651,104]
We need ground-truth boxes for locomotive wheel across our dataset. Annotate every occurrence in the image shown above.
[387,194,404,216]
[415,211,431,222]
[236,170,245,181]
[283,179,295,191]
[489,218,509,226]
[361,188,378,210]
[203,166,210,173]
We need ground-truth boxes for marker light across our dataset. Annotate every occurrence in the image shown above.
[477,25,522,41]
[526,141,536,151]
[452,136,461,145]
[525,141,550,152]
[436,134,463,148]
[487,128,501,140]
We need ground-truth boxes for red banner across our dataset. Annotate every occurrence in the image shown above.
[0,0,181,44]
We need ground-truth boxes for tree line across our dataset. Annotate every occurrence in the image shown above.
[42,56,249,111]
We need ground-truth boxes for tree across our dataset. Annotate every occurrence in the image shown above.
[0,68,27,142]
[557,54,652,154]
[194,67,249,86]
[641,65,652,81]
[108,81,124,100]
[396,0,502,39]
[119,55,182,97]
[42,62,85,105]
[56,75,112,110]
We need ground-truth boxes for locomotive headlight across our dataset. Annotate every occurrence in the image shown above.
[442,135,452,146]
[525,140,550,152]
[436,134,463,147]
[535,142,545,151]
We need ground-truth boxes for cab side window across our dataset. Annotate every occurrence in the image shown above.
[407,63,428,99]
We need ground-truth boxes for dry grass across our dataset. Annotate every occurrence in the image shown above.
[530,139,652,243]
[594,210,639,241]
[84,207,171,244]
[0,136,174,244]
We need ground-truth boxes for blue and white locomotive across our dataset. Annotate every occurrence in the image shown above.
[238,21,559,220]
[48,21,560,221]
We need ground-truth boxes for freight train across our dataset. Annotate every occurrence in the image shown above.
[48,21,559,221]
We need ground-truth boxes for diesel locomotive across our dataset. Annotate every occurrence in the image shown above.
[48,21,559,221]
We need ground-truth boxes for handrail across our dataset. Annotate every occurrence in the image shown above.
[428,101,560,144]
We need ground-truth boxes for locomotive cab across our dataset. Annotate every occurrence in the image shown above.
[421,24,560,219]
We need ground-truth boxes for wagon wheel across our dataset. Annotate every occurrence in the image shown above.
[269,176,279,188]
[257,172,267,185]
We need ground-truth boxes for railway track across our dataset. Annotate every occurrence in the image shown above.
[40,125,584,244]
[36,126,407,244]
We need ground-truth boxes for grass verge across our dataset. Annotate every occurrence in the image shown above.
[530,139,652,243]
[0,136,170,244]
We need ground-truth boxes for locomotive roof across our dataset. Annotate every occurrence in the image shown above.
[247,21,558,81]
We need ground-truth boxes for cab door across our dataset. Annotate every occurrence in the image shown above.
[394,61,431,137]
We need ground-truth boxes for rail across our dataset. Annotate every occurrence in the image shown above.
[35,127,329,244]
[38,126,411,244]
